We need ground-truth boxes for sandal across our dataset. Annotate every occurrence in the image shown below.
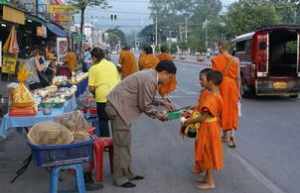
[197,183,215,190]
[227,136,236,148]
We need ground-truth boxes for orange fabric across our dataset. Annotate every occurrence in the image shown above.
[211,54,239,131]
[194,91,224,171]
[139,54,160,70]
[158,75,177,96]
[157,53,173,62]
[119,50,138,78]
[194,89,210,173]
[64,51,77,72]
[138,52,146,69]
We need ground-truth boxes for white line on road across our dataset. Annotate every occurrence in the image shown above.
[229,150,287,193]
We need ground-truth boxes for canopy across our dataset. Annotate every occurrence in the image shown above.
[47,22,67,37]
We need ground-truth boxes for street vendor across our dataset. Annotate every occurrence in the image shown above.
[88,47,120,137]
[26,47,49,90]
[105,61,177,188]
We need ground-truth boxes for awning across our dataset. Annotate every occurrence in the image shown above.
[47,22,67,37]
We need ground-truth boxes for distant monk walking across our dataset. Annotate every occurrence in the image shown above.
[119,46,138,79]
[139,45,160,70]
[157,45,177,97]
[211,41,240,148]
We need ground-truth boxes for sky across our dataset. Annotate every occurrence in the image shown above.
[76,0,237,33]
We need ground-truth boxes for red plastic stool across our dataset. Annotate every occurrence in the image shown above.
[91,137,113,182]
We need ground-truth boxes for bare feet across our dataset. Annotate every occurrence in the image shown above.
[197,182,216,190]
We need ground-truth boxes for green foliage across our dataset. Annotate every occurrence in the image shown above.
[224,1,281,37]
[69,0,109,10]
[106,28,127,48]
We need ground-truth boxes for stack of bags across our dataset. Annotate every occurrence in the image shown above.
[9,68,37,116]
[28,111,92,145]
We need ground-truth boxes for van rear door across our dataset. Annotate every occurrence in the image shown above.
[253,32,269,78]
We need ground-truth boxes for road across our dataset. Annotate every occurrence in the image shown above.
[0,58,300,193]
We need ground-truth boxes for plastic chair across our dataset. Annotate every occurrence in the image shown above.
[50,163,86,193]
[91,137,114,182]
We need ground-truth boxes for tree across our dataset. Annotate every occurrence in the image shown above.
[148,0,223,50]
[106,28,126,50]
[224,0,281,37]
[138,24,155,45]
[68,0,110,55]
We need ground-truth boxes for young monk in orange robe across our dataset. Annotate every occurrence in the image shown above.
[192,68,212,174]
[139,45,159,70]
[119,46,138,79]
[157,46,177,96]
[183,70,224,190]
[211,41,240,148]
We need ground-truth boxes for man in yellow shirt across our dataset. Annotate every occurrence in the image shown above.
[89,47,120,137]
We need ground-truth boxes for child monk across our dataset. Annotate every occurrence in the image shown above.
[183,70,224,190]
[192,68,212,174]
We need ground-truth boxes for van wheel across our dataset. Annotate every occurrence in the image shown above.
[290,94,298,98]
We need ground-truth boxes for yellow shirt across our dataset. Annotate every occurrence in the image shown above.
[88,59,120,103]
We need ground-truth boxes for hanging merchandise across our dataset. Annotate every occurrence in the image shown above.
[2,26,19,74]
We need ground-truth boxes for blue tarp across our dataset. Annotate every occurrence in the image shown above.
[47,22,67,37]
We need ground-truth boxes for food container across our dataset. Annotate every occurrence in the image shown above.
[167,110,182,120]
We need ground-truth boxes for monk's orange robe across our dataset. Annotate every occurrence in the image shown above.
[195,91,224,171]
[119,50,138,78]
[139,54,160,70]
[212,54,239,131]
[157,53,173,62]
[194,89,210,173]
[138,52,146,69]
[157,54,176,96]
[64,52,77,72]
[158,75,177,96]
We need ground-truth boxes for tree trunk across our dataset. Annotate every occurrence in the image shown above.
[80,7,86,59]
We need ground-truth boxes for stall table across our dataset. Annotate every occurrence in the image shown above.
[0,95,77,139]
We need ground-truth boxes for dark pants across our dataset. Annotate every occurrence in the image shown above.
[97,102,110,137]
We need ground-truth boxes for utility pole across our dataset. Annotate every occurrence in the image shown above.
[155,15,158,47]
[35,0,39,15]
[185,17,188,43]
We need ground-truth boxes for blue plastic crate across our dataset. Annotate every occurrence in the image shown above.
[29,139,93,168]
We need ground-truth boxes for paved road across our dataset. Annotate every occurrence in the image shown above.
[0,59,299,193]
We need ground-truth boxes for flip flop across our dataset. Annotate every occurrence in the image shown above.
[227,136,236,148]
[197,183,216,190]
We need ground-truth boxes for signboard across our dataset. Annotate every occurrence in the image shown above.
[53,14,72,22]
[1,55,17,74]
[57,37,68,65]
[48,5,75,14]
[3,6,25,25]
[37,26,47,38]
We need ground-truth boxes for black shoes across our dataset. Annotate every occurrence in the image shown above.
[120,182,136,188]
[131,175,145,181]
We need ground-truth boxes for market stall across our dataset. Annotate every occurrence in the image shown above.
[0,84,78,138]
[53,72,88,97]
